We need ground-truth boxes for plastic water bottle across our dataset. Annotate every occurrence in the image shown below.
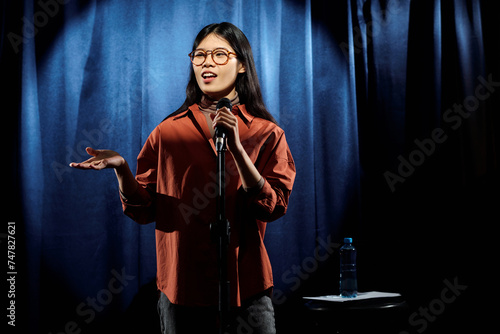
[340,237,357,298]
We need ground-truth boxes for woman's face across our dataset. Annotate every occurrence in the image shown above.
[192,33,246,100]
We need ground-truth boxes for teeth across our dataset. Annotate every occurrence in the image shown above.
[203,73,216,78]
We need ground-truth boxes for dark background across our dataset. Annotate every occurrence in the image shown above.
[3,0,499,333]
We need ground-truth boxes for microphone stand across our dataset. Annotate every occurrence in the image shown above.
[211,135,231,334]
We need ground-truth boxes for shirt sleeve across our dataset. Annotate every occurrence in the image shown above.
[247,129,296,222]
[120,127,159,224]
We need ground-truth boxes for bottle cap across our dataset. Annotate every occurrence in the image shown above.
[344,237,352,244]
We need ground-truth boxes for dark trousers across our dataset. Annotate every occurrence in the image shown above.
[157,291,276,334]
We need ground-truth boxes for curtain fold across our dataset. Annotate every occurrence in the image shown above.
[7,0,497,332]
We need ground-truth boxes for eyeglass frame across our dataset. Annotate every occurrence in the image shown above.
[188,48,238,66]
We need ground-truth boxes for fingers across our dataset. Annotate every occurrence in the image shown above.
[69,148,123,170]
[69,159,107,170]
[69,162,90,169]
[212,107,237,130]
[86,147,99,156]
[88,159,108,170]
[212,108,242,152]
[69,160,95,169]
[69,147,101,169]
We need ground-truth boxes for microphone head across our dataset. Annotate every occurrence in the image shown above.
[216,98,232,111]
[215,98,231,148]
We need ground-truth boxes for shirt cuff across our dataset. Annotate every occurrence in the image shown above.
[119,186,150,205]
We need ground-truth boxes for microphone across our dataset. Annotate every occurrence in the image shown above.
[215,98,232,151]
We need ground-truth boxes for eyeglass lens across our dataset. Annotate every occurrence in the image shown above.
[191,49,229,65]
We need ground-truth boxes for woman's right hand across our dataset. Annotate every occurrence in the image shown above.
[69,147,125,170]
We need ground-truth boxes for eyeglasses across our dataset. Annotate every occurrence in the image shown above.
[188,48,237,66]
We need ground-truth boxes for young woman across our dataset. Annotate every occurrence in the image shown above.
[70,22,296,334]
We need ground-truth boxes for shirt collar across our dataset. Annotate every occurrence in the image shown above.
[176,104,254,128]
[235,104,254,127]
[172,108,190,120]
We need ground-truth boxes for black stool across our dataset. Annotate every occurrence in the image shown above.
[304,294,409,334]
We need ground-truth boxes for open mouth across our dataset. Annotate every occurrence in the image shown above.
[202,72,217,82]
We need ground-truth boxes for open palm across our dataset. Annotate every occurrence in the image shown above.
[69,147,125,170]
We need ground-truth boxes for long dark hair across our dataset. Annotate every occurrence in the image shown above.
[166,22,277,124]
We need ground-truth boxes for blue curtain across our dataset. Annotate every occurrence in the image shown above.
[6,0,498,332]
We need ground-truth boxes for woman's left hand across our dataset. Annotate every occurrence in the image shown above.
[212,107,242,153]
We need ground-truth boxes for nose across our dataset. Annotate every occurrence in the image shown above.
[202,51,215,67]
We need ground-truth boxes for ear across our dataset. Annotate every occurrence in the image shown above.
[237,62,246,74]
